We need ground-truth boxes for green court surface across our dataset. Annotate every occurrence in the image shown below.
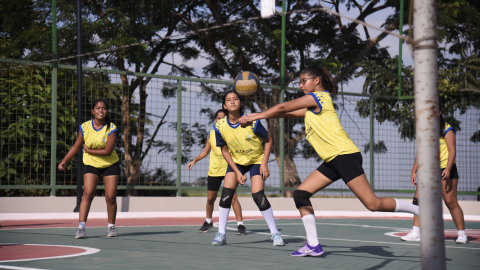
[1,218,479,269]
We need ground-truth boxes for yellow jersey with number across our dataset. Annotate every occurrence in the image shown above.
[80,120,119,169]
[439,122,455,169]
[208,130,228,177]
[304,91,360,162]
[213,116,266,166]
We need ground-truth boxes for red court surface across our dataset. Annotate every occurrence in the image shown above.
[389,230,480,243]
[0,244,88,262]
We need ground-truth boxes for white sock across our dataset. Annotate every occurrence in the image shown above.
[218,207,230,234]
[206,218,212,224]
[412,226,420,235]
[79,222,86,229]
[302,214,319,246]
[394,199,419,216]
[458,230,466,236]
[260,207,279,234]
[237,221,244,226]
[108,223,115,228]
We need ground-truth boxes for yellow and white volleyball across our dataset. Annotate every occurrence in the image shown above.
[233,71,260,96]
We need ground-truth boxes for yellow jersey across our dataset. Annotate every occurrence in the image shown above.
[304,91,360,162]
[214,115,267,166]
[80,120,119,169]
[208,130,228,177]
[439,122,455,169]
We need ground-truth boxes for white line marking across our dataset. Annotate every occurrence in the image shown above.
[0,224,198,231]
[0,244,100,263]
[0,265,49,270]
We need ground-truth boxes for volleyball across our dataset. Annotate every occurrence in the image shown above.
[233,71,260,96]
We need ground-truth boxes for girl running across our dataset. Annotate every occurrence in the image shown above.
[401,110,467,244]
[58,99,120,239]
[187,109,246,235]
[212,90,284,246]
[239,65,420,256]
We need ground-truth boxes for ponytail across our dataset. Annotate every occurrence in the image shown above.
[439,113,445,137]
[300,65,338,95]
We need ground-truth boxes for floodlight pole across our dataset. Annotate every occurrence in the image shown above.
[75,0,83,212]
[413,0,446,269]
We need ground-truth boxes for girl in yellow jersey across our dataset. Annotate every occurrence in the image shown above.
[58,99,120,239]
[187,109,245,235]
[240,65,420,257]
[211,90,284,246]
[401,110,467,243]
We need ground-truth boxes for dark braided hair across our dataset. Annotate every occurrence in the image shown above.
[439,101,445,137]
[92,99,111,130]
[222,90,244,115]
[300,65,338,95]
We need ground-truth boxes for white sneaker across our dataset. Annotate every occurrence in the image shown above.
[456,234,468,244]
[400,230,420,241]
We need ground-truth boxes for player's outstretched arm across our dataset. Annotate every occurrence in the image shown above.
[58,130,84,171]
[188,140,211,170]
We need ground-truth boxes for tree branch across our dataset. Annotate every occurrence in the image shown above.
[141,105,171,162]
[458,88,480,94]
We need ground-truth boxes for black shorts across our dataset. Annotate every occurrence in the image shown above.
[226,164,261,177]
[317,152,365,184]
[83,162,120,177]
[441,164,459,179]
[207,176,224,191]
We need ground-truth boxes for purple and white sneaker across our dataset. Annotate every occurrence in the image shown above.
[291,241,324,257]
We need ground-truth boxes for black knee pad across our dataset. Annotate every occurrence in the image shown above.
[219,187,235,208]
[412,197,419,206]
[293,190,313,209]
[252,190,271,211]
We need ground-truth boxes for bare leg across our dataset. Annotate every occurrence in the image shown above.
[231,192,243,222]
[346,174,397,211]
[79,173,100,222]
[295,170,333,217]
[443,178,465,230]
[413,189,420,227]
[103,175,118,224]
[206,190,218,219]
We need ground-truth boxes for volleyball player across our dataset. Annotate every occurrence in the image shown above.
[211,90,284,246]
[59,99,120,239]
[239,65,420,256]
[401,110,467,243]
[188,109,246,235]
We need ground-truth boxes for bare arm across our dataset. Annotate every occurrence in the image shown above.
[443,131,456,179]
[260,134,273,180]
[411,155,418,185]
[58,130,84,170]
[83,132,117,156]
[187,139,212,170]
[221,145,246,185]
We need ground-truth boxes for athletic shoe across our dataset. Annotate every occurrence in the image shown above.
[400,230,420,241]
[199,221,213,233]
[271,232,285,246]
[456,234,468,244]
[291,241,324,257]
[212,232,227,245]
[107,226,118,237]
[237,224,247,235]
[75,227,86,239]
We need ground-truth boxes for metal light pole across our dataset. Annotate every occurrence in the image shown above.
[413,0,446,268]
[75,0,84,212]
[279,0,286,197]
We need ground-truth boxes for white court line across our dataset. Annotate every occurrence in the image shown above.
[0,265,49,270]
[217,220,480,250]
[0,224,198,231]
[0,244,100,263]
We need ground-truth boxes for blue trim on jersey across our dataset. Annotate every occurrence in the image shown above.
[253,121,268,139]
[226,116,240,129]
[215,130,226,147]
[444,127,455,137]
[108,129,118,136]
[79,125,84,138]
[92,120,106,132]
[253,120,259,133]
[307,93,323,114]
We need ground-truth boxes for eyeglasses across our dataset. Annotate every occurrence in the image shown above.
[299,77,317,85]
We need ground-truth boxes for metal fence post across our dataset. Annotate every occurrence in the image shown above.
[279,0,286,197]
[369,97,374,188]
[50,0,57,197]
[397,0,404,97]
[176,80,182,196]
[75,0,83,212]
[413,0,446,268]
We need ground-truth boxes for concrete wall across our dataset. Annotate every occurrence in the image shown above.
[1,197,479,215]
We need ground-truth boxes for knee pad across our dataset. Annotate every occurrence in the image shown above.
[293,190,313,209]
[252,190,271,211]
[219,187,235,208]
[412,197,419,206]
